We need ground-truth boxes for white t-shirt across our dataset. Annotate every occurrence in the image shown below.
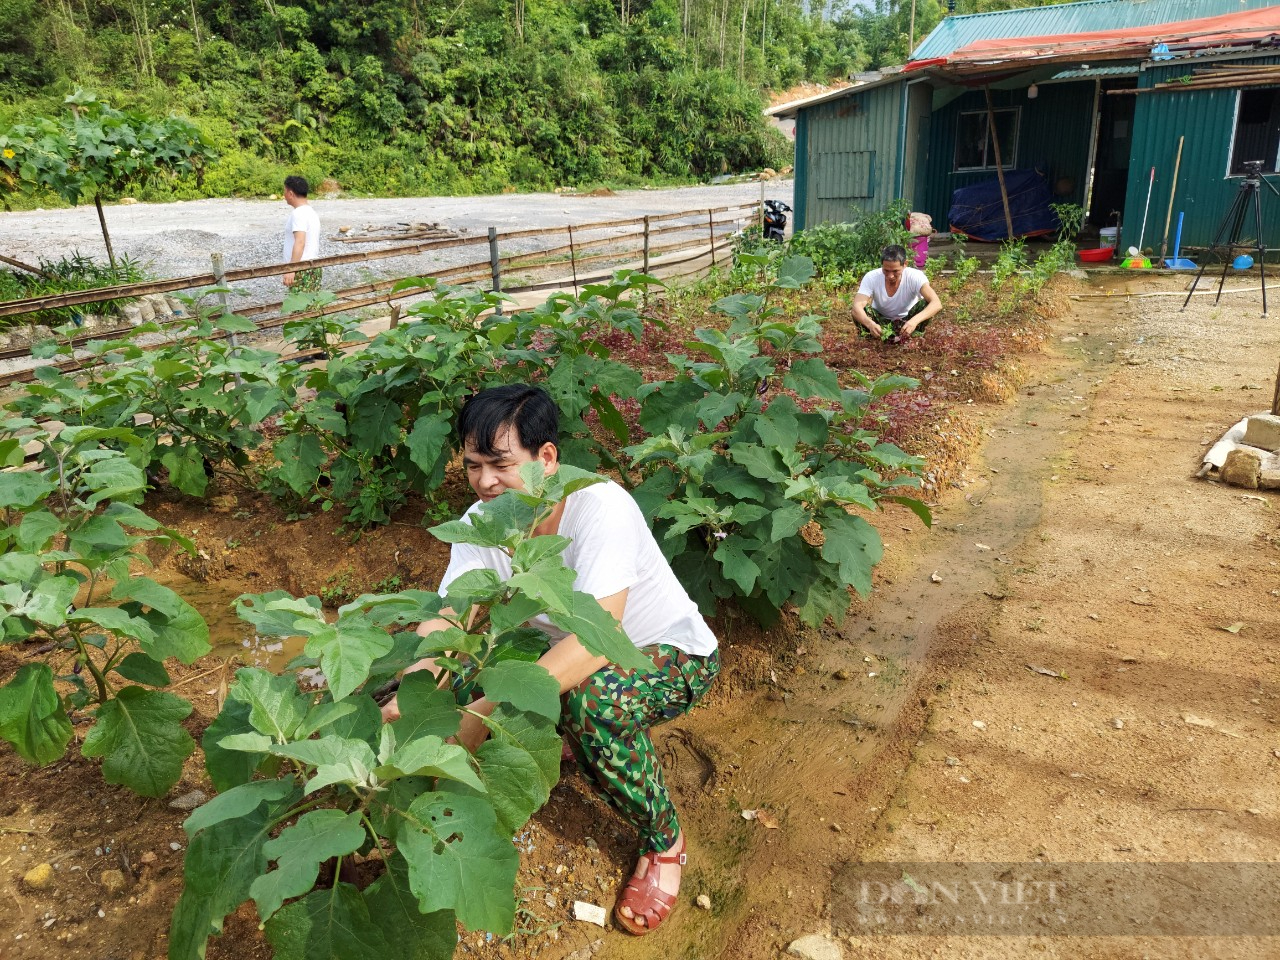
[858,266,928,321]
[283,204,321,263]
[440,481,717,658]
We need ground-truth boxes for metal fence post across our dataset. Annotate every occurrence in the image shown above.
[568,224,579,296]
[643,216,651,274]
[488,226,503,316]
[211,252,244,386]
[708,210,717,266]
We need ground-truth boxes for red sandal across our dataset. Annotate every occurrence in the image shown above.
[613,835,686,935]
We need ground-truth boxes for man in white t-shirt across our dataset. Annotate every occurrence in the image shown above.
[380,385,719,937]
[281,175,322,292]
[852,243,942,342]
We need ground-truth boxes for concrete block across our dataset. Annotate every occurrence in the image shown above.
[1221,448,1262,489]
[1243,414,1280,452]
[1260,469,1280,490]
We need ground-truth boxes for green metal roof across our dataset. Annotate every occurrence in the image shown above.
[911,0,1280,61]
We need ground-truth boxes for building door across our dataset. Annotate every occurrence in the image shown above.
[1089,79,1137,228]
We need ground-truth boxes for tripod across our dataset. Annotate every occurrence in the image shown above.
[1182,160,1278,315]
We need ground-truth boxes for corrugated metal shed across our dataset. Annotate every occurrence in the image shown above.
[793,81,906,230]
[1123,53,1280,252]
[915,81,1096,228]
[911,0,1279,61]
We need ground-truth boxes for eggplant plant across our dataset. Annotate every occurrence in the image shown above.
[0,420,210,796]
[172,463,647,960]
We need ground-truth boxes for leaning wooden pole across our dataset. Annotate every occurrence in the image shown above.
[984,85,1016,242]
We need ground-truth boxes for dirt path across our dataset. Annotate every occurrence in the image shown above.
[659,276,1278,960]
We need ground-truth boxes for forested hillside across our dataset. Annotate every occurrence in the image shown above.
[0,0,1056,199]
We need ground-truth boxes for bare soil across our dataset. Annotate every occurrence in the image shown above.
[2,271,1277,960]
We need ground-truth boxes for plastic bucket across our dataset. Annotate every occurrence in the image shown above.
[1098,227,1119,249]
[910,234,929,268]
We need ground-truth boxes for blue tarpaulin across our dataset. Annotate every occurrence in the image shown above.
[948,168,1057,242]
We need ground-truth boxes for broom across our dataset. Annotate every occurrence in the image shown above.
[1121,167,1155,268]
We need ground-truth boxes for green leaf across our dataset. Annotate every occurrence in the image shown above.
[397,792,519,933]
[235,592,324,638]
[16,511,62,551]
[227,667,310,743]
[295,700,358,740]
[405,415,452,478]
[264,883,385,960]
[182,779,296,837]
[363,857,456,960]
[112,651,170,686]
[170,792,296,960]
[882,494,933,528]
[251,810,367,923]
[274,434,326,495]
[81,687,195,797]
[797,572,852,627]
[630,467,678,519]
[161,444,209,497]
[475,660,561,720]
[0,551,41,583]
[775,254,816,289]
[714,539,762,594]
[126,584,210,665]
[819,511,884,598]
[730,444,788,483]
[0,472,56,509]
[376,736,484,791]
[638,378,705,435]
[351,393,402,455]
[69,606,156,645]
[304,624,392,702]
[20,575,78,626]
[214,313,259,334]
[541,589,645,671]
[784,358,844,401]
[0,664,73,765]
[489,591,547,634]
[771,502,810,541]
[81,451,148,506]
[201,694,259,789]
[391,674,460,743]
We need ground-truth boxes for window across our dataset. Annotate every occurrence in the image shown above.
[955,108,1019,171]
[1229,87,1280,175]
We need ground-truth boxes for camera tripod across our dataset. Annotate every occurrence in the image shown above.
[1182,159,1278,315]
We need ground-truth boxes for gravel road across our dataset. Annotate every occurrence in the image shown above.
[1,180,795,302]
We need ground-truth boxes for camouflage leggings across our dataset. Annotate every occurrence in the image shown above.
[562,645,720,854]
[291,266,323,292]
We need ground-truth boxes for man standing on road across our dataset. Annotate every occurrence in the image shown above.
[281,175,321,291]
[852,243,942,343]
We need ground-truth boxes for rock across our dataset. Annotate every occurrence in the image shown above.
[338,225,353,234]
[1111,718,1124,730]
[168,789,209,811]
[696,894,712,910]
[99,869,128,896]
[572,900,607,926]
[833,669,850,681]
[1182,714,1216,729]
[169,842,183,851]
[945,756,960,767]
[972,720,987,731]
[787,933,845,960]
[119,197,138,205]
[23,863,55,891]
[1242,414,1280,452]
[1221,448,1262,489]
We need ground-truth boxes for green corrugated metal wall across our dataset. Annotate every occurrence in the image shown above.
[1124,56,1280,254]
[794,82,905,230]
[917,81,1096,230]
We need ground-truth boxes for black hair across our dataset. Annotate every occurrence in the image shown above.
[881,244,909,265]
[284,175,310,197]
[457,385,559,457]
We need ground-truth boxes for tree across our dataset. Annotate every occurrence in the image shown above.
[0,91,215,269]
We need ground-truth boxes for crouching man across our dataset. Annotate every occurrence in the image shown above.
[852,243,943,342]
[381,384,720,936]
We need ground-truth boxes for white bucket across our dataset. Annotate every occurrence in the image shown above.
[1099,226,1119,248]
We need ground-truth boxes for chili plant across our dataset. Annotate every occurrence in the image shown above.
[173,463,647,960]
[624,255,929,626]
[0,421,210,796]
